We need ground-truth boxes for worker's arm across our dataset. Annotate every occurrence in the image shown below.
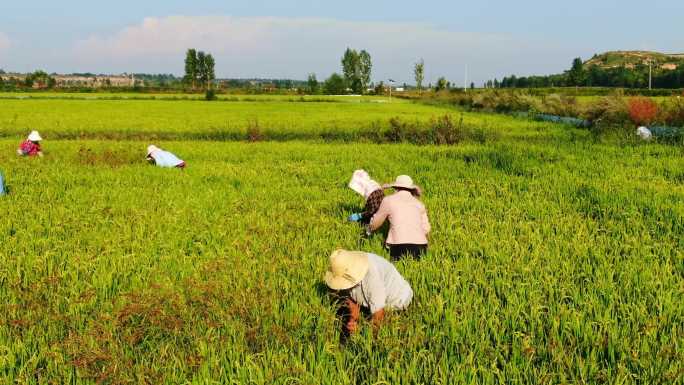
[371,309,385,329]
[369,200,390,231]
[421,205,431,235]
[345,298,361,333]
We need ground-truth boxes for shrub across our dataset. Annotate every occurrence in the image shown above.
[431,114,463,145]
[246,119,263,142]
[205,89,217,101]
[628,97,658,126]
[582,93,629,128]
[659,97,684,127]
[540,94,580,117]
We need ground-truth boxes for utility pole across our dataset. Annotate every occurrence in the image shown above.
[464,64,468,92]
[388,79,396,103]
[649,61,652,90]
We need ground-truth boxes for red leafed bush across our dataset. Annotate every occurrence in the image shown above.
[628,97,659,126]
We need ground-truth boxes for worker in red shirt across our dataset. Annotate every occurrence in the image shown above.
[17,131,44,157]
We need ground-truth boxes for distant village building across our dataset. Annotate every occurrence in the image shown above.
[53,74,137,87]
[661,63,678,71]
[0,73,138,88]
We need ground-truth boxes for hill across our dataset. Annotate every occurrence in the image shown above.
[585,51,684,71]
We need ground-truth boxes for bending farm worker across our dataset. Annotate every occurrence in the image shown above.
[146,145,186,168]
[325,249,412,337]
[347,170,386,224]
[369,175,430,260]
[0,170,5,196]
[17,131,44,157]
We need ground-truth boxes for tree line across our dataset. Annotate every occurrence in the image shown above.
[183,49,216,90]
[491,57,684,89]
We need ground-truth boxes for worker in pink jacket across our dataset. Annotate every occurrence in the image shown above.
[369,175,431,260]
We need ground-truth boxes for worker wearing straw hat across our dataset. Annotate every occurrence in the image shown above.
[325,249,413,335]
[146,145,186,168]
[369,175,430,260]
[17,131,44,157]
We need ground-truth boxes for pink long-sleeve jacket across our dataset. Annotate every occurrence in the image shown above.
[370,190,430,245]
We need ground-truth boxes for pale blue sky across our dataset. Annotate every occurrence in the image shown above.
[1,1,682,84]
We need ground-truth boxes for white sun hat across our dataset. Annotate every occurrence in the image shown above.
[391,175,417,190]
[147,145,161,156]
[348,169,381,198]
[324,249,370,291]
[27,131,42,142]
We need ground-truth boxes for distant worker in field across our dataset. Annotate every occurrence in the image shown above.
[325,249,413,338]
[0,170,6,196]
[347,169,386,224]
[369,175,430,260]
[146,145,186,169]
[17,131,44,157]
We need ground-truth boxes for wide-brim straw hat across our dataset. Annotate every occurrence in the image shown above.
[147,145,160,156]
[391,175,417,190]
[324,249,369,291]
[27,131,42,142]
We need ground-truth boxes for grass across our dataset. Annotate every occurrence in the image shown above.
[0,97,567,142]
[0,92,391,102]
[0,97,682,384]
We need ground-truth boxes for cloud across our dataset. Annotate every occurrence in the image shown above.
[73,16,574,84]
[0,32,10,51]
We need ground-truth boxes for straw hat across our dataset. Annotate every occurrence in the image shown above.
[147,145,160,156]
[391,175,417,190]
[324,249,369,290]
[27,131,42,142]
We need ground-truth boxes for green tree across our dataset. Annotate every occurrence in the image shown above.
[307,73,319,94]
[203,53,216,89]
[359,50,372,93]
[341,48,359,92]
[414,59,425,92]
[184,49,198,89]
[567,57,586,87]
[341,48,372,94]
[435,77,448,91]
[323,73,346,95]
[196,51,207,88]
[374,81,386,95]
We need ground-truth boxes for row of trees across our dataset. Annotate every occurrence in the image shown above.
[308,51,453,94]
[496,57,684,89]
[184,49,216,90]
[306,48,373,94]
[0,70,56,89]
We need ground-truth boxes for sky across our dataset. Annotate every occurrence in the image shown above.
[0,0,682,85]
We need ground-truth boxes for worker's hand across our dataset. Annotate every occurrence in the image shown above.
[346,319,358,333]
[348,213,362,222]
[345,298,361,333]
[37,152,44,158]
[371,309,385,329]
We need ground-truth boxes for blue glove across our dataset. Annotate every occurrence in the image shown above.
[348,213,362,222]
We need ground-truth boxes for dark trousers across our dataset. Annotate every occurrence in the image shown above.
[388,244,427,260]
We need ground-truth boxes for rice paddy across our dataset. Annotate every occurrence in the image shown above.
[0,96,682,384]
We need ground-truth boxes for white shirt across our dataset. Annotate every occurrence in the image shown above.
[349,253,413,313]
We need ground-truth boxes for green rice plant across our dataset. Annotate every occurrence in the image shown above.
[0,96,682,384]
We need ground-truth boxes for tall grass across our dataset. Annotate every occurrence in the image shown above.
[0,136,682,384]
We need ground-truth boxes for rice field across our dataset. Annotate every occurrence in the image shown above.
[0,96,682,384]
